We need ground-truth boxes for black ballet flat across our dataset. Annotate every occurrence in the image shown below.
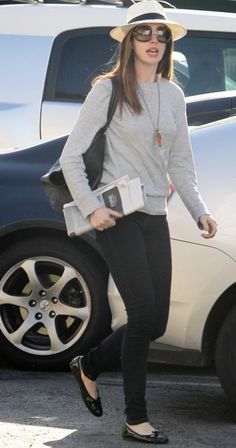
[122,422,169,444]
[70,355,103,417]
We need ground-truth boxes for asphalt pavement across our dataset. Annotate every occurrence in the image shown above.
[0,362,235,448]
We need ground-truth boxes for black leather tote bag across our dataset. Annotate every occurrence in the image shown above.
[41,77,118,213]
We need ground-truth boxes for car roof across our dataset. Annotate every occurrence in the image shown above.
[0,3,236,36]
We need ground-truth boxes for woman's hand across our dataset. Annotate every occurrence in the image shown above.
[89,207,123,231]
[198,214,218,239]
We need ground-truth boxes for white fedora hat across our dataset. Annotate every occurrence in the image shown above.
[110,0,187,42]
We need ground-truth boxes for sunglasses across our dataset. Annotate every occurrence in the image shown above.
[132,26,172,44]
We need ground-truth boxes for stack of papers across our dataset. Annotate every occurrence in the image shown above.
[63,176,146,237]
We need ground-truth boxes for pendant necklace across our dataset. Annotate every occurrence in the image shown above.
[139,80,162,147]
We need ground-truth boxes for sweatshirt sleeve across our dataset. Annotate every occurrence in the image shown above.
[59,79,112,218]
[167,89,210,224]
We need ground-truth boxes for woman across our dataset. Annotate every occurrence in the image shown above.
[60,0,217,444]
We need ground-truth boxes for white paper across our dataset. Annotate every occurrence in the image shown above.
[63,176,146,237]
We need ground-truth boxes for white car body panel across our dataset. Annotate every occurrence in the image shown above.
[164,242,235,350]
[168,118,236,259]
[41,101,82,140]
[0,34,53,148]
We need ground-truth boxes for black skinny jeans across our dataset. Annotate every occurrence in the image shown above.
[83,212,172,425]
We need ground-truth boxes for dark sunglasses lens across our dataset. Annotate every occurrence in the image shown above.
[133,26,171,43]
[157,28,171,43]
[133,27,152,42]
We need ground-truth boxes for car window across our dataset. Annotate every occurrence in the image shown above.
[44,28,118,102]
[44,29,236,102]
[174,32,236,96]
[224,48,236,90]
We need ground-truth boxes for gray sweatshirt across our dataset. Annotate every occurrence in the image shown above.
[60,77,209,223]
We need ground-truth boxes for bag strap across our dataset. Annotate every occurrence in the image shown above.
[103,77,119,132]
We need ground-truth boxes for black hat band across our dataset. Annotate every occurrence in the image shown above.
[128,13,166,24]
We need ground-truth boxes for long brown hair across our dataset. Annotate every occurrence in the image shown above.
[93,27,174,114]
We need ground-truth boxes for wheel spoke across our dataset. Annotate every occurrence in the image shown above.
[0,290,29,308]
[56,302,90,321]
[9,317,34,345]
[48,266,78,296]
[47,320,65,352]
[21,259,42,294]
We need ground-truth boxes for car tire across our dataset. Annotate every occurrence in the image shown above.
[215,305,236,411]
[0,235,111,370]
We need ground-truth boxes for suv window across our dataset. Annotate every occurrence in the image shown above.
[224,47,236,90]
[44,29,236,102]
[175,32,236,95]
[44,28,118,102]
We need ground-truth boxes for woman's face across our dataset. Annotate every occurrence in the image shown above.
[132,23,170,69]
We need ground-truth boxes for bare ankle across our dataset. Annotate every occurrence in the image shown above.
[127,422,156,435]
[81,370,98,399]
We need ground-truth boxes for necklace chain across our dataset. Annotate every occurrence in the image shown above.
[138,81,162,147]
